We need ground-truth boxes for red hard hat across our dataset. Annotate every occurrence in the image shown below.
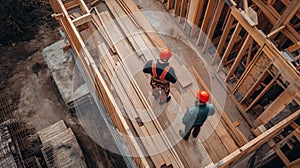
[159,48,172,61]
[196,90,209,103]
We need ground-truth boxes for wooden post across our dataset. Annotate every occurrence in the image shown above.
[196,0,216,46]
[203,0,225,53]
[272,0,300,30]
[167,0,173,10]
[212,13,235,64]
[189,0,205,37]
[217,23,242,72]
[225,34,252,82]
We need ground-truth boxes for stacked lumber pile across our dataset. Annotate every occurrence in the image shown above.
[49,0,248,167]
[38,120,87,168]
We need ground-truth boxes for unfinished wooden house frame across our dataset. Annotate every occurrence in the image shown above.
[49,0,300,167]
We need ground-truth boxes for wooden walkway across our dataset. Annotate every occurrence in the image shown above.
[49,0,248,167]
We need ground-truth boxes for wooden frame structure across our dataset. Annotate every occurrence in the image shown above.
[48,0,300,167]
[166,0,300,167]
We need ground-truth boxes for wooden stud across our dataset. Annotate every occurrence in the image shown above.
[202,0,225,53]
[174,0,181,15]
[167,0,173,10]
[217,23,242,72]
[212,13,235,64]
[272,0,300,30]
[189,0,205,37]
[196,0,216,46]
[225,34,252,82]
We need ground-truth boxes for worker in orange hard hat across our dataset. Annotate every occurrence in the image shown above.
[143,48,177,105]
[179,90,215,140]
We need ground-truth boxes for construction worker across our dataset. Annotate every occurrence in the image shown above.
[143,48,177,105]
[179,90,215,140]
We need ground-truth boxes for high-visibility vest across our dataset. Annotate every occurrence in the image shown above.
[152,60,170,79]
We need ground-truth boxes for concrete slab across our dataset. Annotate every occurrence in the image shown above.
[42,40,89,108]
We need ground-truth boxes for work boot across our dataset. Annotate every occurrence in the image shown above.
[159,96,171,105]
[179,129,188,140]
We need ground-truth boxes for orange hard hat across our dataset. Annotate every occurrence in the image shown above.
[196,90,209,103]
[159,48,172,61]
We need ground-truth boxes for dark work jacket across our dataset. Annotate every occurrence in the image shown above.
[182,102,215,126]
[143,59,177,83]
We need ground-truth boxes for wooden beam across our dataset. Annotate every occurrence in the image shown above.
[225,34,252,82]
[206,110,300,168]
[217,23,242,72]
[287,41,300,52]
[174,0,181,15]
[72,13,92,27]
[212,13,235,64]
[197,0,216,46]
[190,0,205,37]
[272,0,300,30]
[253,0,300,43]
[280,0,300,19]
[64,0,79,10]
[267,25,286,38]
[167,0,173,10]
[179,0,187,22]
[245,74,279,112]
[203,0,225,52]
[254,86,296,125]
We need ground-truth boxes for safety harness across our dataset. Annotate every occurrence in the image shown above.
[151,60,170,80]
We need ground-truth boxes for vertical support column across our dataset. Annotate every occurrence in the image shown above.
[179,0,187,22]
[217,23,242,72]
[189,0,205,37]
[167,0,173,10]
[212,13,235,64]
[225,34,252,82]
[174,0,181,15]
[202,0,225,52]
[196,0,217,46]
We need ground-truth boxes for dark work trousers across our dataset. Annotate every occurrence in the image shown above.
[183,124,201,140]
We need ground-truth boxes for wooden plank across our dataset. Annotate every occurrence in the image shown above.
[64,0,79,10]
[100,10,184,167]
[209,110,300,168]
[169,59,192,88]
[99,44,166,167]
[73,13,92,27]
